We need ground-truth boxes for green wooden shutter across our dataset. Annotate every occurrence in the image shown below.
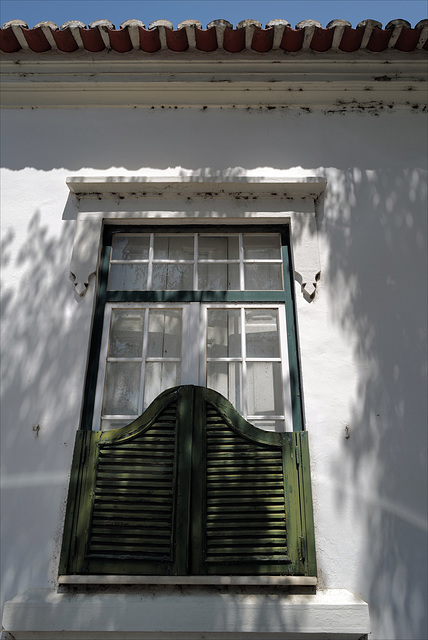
[60,386,316,577]
[190,388,313,576]
[60,387,182,575]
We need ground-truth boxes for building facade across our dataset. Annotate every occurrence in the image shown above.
[1,17,427,640]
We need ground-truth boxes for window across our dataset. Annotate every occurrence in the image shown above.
[89,227,300,433]
[60,225,316,579]
[82,226,305,433]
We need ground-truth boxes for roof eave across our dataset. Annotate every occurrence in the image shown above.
[1,52,426,109]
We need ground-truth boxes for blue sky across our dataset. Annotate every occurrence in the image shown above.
[1,1,427,29]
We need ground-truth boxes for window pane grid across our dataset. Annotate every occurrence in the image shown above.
[206,306,285,429]
[97,229,294,432]
[101,307,182,428]
[108,232,284,292]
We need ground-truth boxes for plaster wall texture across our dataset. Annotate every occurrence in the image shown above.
[1,107,427,640]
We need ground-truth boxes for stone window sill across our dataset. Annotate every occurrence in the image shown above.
[2,587,369,640]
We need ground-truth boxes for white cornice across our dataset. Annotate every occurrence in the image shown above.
[66,175,327,199]
[1,54,426,108]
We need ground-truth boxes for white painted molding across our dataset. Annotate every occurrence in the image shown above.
[68,175,325,299]
[1,54,426,108]
[2,587,370,639]
[66,176,326,199]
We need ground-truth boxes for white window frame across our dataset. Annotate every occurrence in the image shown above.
[92,301,293,432]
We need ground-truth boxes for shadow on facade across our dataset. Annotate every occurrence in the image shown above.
[1,108,427,638]
[323,167,427,640]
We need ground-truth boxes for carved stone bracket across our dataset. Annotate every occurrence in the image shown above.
[291,210,322,299]
[67,175,325,299]
[69,212,104,296]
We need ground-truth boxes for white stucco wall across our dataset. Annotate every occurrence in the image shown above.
[1,106,427,640]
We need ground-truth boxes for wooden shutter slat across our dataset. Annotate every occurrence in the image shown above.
[92,515,171,525]
[207,473,283,482]
[96,478,172,487]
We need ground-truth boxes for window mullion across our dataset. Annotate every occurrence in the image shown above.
[239,233,245,291]
[278,306,293,431]
[147,233,154,290]
[182,302,200,385]
[241,307,247,419]
[139,308,150,412]
[194,233,198,291]
[175,386,194,574]
[199,304,207,387]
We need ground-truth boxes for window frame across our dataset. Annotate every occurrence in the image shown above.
[80,224,304,434]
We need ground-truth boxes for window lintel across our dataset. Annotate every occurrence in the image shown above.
[68,175,325,299]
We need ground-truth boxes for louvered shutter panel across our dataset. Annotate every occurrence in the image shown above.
[61,388,183,575]
[204,406,289,571]
[60,386,315,577]
[88,402,177,568]
[190,388,306,576]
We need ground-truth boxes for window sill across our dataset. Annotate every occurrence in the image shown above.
[2,587,370,640]
[58,574,317,586]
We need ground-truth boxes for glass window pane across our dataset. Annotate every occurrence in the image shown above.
[198,264,240,290]
[144,362,181,408]
[154,235,194,260]
[246,362,284,416]
[147,309,182,358]
[151,264,193,290]
[198,235,239,260]
[249,419,285,432]
[207,362,241,413]
[244,263,283,290]
[207,309,241,358]
[245,309,280,358]
[243,234,281,260]
[108,264,148,291]
[103,361,141,415]
[101,418,135,432]
[108,309,145,357]
[111,235,150,260]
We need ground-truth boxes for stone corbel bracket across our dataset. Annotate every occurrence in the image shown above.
[67,175,326,299]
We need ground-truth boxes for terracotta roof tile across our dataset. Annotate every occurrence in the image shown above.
[1,18,427,54]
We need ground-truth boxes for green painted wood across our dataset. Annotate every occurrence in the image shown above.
[60,385,316,577]
[106,291,287,303]
[80,241,111,431]
[62,388,182,575]
[297,432,317,576]
[87,402,177,567]
[174,385,193,575]
[281,229,304,431]
[201,391,289,575]
[59,430,87,574]
[189,380,206,575]
[281,431,304,576]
